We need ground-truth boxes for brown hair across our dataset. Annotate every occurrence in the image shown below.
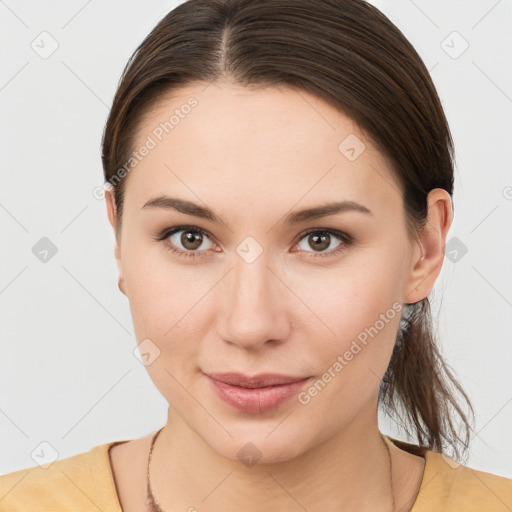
[101,0,474,461]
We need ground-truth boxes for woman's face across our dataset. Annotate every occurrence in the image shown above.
[106,79,430,463]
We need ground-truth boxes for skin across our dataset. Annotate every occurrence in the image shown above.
[105,78,452,511]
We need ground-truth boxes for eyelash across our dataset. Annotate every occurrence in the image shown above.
[154,225,355,260]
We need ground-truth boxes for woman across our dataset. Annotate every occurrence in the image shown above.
[1,0,510,510]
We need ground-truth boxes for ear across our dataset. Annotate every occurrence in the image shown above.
[404,188,453,304]
[105,187,127,296]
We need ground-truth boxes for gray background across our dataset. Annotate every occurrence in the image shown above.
[1,0,511,479]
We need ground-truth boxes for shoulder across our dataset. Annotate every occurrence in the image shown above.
[415,449,512,511]
[0,440,122,512]
[385,436,512,511]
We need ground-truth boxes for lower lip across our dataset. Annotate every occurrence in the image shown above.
[207,375,312,413]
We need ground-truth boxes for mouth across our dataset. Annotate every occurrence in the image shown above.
[204,372,313,413]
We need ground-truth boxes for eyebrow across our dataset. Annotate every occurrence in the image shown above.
[141,195,372,225]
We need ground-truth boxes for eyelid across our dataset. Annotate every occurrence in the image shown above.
[292,228,353,257]
[157,225,218,257]
[155,225,354,258]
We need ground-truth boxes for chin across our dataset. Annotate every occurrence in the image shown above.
[207,428,312,466]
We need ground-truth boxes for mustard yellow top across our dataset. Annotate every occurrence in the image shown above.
[0,436,511,511]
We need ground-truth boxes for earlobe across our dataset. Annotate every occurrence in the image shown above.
[115,242,127,297]
[404,188,453,304]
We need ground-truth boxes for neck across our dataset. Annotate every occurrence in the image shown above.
[149,401,395,512]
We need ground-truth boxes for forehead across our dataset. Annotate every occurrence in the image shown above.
[123,79,403,223]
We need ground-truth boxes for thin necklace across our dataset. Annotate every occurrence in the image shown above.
[146,426,164,512]
[146,427,395,512]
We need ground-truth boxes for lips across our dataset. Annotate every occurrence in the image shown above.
[206,372,312,388]
[204,372,313,413]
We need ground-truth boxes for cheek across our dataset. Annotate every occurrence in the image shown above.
[294,285,402,428]
[121,237,210,337]
[122,247,208,394]
[296,249,404,343]
[296,247,405,392]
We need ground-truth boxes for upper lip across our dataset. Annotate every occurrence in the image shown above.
[205,372,311,388]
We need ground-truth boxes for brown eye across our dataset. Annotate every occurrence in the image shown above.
[179,230,205,250]
[306,233,331,252]
[162,226,215,256]
[295,229,353,257]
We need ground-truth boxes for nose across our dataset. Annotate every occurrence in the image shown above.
[216,254,291,351]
